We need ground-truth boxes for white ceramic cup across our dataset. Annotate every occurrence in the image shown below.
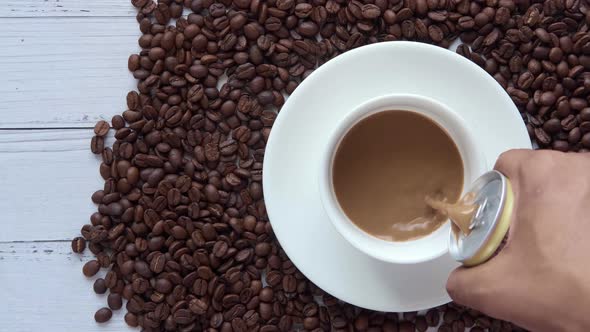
[318,94,487,264]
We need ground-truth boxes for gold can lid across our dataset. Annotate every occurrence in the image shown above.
[448,171,513,266]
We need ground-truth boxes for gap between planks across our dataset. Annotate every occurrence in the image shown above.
[0,239,71,244]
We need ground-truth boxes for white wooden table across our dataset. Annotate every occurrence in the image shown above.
[1,2,140,330]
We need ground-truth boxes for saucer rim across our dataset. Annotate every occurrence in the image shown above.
[263,41,532,311]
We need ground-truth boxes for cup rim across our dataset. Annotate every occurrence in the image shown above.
[318,93,487,264]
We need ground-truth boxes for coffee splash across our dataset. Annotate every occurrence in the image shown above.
[425,192,478,235]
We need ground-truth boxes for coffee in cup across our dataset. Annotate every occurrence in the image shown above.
[332,110,464,242]
[319,94,486,264]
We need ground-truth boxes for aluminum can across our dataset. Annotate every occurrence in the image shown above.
[449,170,514,266]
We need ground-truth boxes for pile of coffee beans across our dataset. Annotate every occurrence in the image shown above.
[453,1,590,151]
[73,0,590,330]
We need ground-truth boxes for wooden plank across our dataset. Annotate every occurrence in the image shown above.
[0,241,134,331]
[0,129,110,241]
[0,17,139,128]
[1,1,136,18]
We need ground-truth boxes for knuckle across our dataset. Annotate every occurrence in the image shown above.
[494,149,526,173]
[494,151,512,170]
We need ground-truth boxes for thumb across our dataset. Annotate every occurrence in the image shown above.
[446,255,511,317]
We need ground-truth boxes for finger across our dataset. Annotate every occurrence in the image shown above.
[446,256,511,318]
[493,149,533,179]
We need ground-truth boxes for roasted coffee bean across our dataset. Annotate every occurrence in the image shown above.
[580,108,590,121]
[107,293,123,310]
[71,237,86,253]
[131,0,147,8]
[266,271,282,287]
[298,21,319,37]
[155,278,173,293]
[150,252,166,273]
[260,287,273,302]
[282,274,297,292]
[543,118,561,134]
[134,260,151,278]
[189,298,209,315]
[90,136,104,154]
[354,313,369,330]
[94,120,110,137]
[304,317,320,330]
[210,312,224,327]
[254,242,271,256]
[535,128,551,146]
[93,278,107,294]
[399,321,415,332]
[553,140,569,152]
[94,308,112,323]
[361,4,381,19]
[426,309,440,326]
[98,253,113,269]
[570,128,582,144]
[124,312,138,327]
[111,115,125,129]
[416,316,428,331]
[561,115,577,131]
[82,260,100,277]
[104,270,118,289]
[428,25,444,42]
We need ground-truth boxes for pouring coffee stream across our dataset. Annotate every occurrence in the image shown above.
[425,192,479,236]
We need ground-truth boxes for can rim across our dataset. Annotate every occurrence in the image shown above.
[448,170,508,263]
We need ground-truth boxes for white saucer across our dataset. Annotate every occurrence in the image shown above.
[263,41,531,312]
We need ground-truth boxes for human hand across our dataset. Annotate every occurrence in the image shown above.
[447,149,590,332]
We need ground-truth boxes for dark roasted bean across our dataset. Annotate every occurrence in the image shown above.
[71,237,86,253]
[94,308,112,323]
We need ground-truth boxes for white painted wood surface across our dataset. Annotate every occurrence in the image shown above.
[0,130,113,242]
[2,1,136,17]
[0,17,138,128]
[0,134,131,330]
[0,242,131,331]
[0,1,138,330]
